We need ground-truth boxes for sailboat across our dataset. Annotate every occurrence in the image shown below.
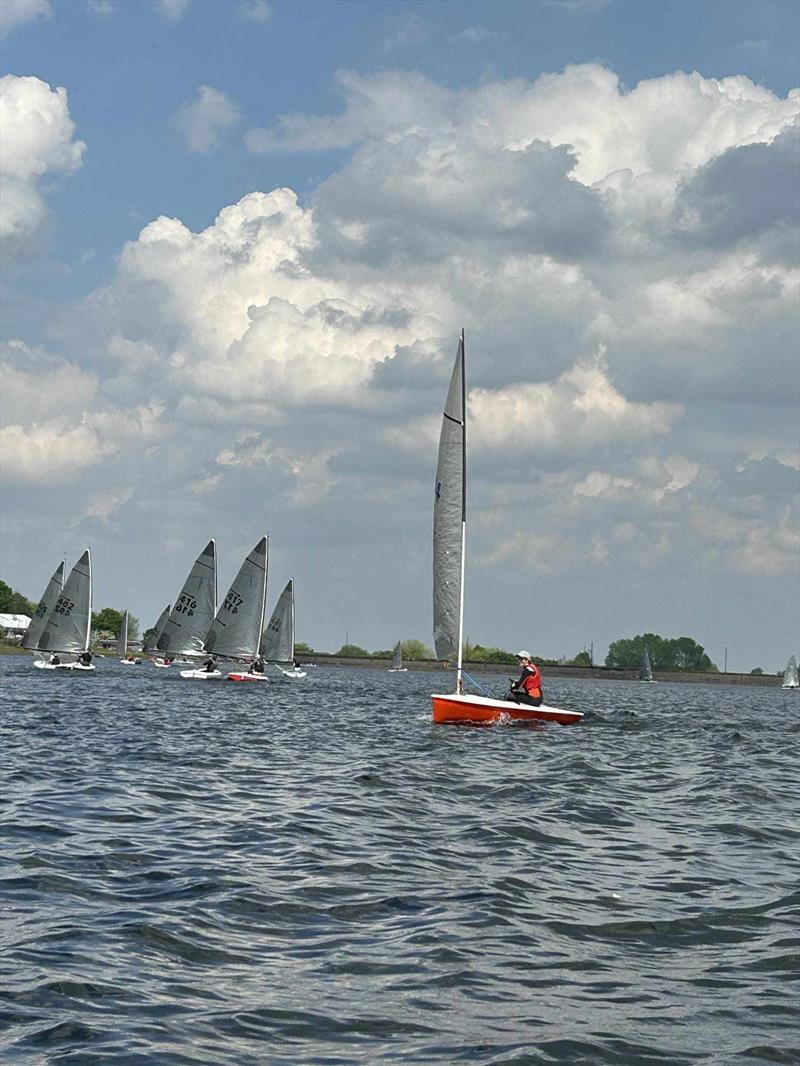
[144,604,171,665]
[181,536,268,681]
[782,655,799,689]
[21,560,64,660]
[639,648,655,683]
[259,578,307,679]
[155,540,217,666]
[431,333,582,725]
[33,550,95,671]
[118,610,141,664]
[388,641,408,672]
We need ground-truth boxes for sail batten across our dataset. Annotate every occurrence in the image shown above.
[433,334,466,667]
[260,578,294,663]
[37,550,92,655]
[157,539,217,657]
[205,536,268,660]
[21,561,65,651]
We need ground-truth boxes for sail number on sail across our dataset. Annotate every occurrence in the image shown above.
[55,597,75,616]
[175,595,197,615]
[223,590,243,613]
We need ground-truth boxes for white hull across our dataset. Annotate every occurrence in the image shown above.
[34,659,95,672]
[180,669,223,680]
[120,659,141,665]
[782,681,799,689]
[275,666,307,679]
[388,667,408,673]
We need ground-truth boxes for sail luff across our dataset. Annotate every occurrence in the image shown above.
[21,561,65,651]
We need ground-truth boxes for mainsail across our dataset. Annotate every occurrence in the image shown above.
[433,332,466,670]
[639,649,654,682]
[143,604,171,653]
[37,549,92,655]
[260,578,294,663]
[117,610,128,657]
[157,539,217,657]
[392,640,403,668]
[204,536,268,660]
[21,561,65,651]
[782,655,798,688]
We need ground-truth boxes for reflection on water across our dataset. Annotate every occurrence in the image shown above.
[1,656,798,1065]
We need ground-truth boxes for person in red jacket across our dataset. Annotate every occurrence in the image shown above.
[507,650,543,706]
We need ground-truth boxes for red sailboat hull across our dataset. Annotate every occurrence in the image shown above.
[432,692,583,726]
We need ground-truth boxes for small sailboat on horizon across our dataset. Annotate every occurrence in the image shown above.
[639,648,655,683]
[388,641,408,672]
[144,604,171,665]
[430,332,583,726]
[782,655,798,689]
[118,610,141,664]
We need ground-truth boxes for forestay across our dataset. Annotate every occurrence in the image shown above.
[157,539,217,657]
[205,536,268,660]
[117,611,128,657]
[433,336,465,662]
[21,561,64,651]
[260,579,293,663]
[37,550,92,655]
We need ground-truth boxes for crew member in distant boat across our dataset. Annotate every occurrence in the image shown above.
[506,650,543,707]
[250,655,264,674]
[48,653,61,666]
[78,651,92,667]
[202,654,217,673]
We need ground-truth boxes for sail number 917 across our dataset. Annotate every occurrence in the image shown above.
[223,590,243,614]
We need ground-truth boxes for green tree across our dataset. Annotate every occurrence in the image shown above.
[606,633,717,672]
[570,650,593,667]
[334,643,369,658]
[0,580,36,616]
[295,641,313,655]
[92,607,125,638]
[401,638,432,660]
[750,667,764,675]
[371,649,393,659]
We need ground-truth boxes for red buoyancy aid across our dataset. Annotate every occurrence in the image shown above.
[521,664,542,699]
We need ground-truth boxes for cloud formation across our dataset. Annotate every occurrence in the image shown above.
[0,74,86,239]
[0,0,51,39]
[174,85,242,153]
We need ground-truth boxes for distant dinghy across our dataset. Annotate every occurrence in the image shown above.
[118,610,141,664]
[782,655,799,689]
[259,578,306,679]
[639,648,656,683]
[33,550,95,671]
[144,604,171,664]
[430,334,582,726]
[388,641,408,673]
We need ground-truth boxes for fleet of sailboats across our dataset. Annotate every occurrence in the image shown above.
[430,332,583,726]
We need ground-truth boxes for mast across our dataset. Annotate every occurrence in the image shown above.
[456,328,466,695]
[85,548,92,653]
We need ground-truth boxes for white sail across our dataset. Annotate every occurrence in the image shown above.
[21,561,65,651]
[143,604,171,653]
[260,578,294,663]
[782,655,798,688]
[37,549,92,655]
[156,539,217,658]
[433,333,466,670]
[117,610,128,657]
[204,536,268,660]
[639,648,654,682]
[392,641,403,668]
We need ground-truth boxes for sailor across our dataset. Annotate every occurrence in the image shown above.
[49,653,61,666]
[78,651,93,666]
[202,654,217,673]
[506,650,543,707]
[250,656,265,674]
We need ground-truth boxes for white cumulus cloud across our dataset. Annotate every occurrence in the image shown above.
[174,85,242,153]
[0,0,51,38]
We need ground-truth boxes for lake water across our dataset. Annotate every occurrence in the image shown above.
[1,656,798,1065]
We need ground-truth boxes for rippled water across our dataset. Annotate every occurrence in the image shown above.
[1,655,798,1065]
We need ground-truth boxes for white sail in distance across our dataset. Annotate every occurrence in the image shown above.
[260,579,294,663]
[639,649,653,682]
[37,550,92,655]
[205,536,268,660]
[782,655,798,688]
[21,561,65,651]
[117,611,128,657]
[143,604,171,652]
[157,539,217,657]
[392,641,403,668]
[433,333,466,665]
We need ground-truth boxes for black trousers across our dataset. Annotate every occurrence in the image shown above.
[506,690,543,707]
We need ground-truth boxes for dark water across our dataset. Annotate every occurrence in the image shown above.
[1,656,798,1065]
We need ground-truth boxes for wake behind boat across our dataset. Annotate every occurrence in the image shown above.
[430,332,583,727]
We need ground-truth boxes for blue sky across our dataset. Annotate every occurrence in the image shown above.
[2,0,798,669]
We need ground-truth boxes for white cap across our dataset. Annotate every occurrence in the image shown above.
[516,649,531,659]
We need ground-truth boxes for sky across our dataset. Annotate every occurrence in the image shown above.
[1,0,798,671]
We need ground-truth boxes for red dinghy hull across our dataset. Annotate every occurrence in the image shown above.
[226,672,267,682]
[432,692,583,726]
